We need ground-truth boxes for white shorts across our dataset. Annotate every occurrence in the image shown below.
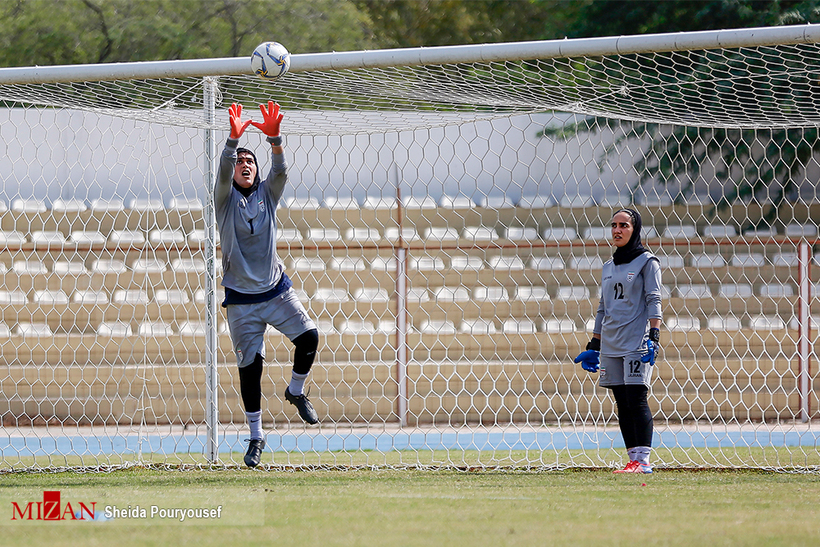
[599,352,653,388]
[225,288,316,368]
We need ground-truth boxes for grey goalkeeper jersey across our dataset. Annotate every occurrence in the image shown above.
[214,137,287,294]
[593,251,663,356]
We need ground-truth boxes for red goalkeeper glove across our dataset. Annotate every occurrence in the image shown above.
[250,101,283,137]
[228,103,252,139]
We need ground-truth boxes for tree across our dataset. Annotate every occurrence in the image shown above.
[353,0,576,47]
[0,0,585,67]
[0,0,378,66]
[567,0,818,38]
[545,0,820,228]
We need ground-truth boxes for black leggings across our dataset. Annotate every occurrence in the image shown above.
[238,328,319,413]
[610,385,653,449]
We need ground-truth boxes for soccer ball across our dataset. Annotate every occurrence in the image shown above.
[251,42,291,81]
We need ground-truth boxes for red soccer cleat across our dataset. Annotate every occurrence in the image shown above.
[613,460,653,474]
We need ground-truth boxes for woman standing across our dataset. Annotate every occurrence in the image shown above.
[574,208,662,473]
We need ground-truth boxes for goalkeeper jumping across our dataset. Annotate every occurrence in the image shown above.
[574,208,663,473]
[215,101,321,468]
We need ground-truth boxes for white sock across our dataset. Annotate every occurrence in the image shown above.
[288,372,309,396]
[246,410,263,440]
[631,446,652,466]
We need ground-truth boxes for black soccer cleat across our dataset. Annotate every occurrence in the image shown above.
[244,438,266,468]
[284,387,319,424]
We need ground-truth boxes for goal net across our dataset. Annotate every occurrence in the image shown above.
[0,25,817,471]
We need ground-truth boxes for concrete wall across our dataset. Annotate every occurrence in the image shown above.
[0,108,639,208]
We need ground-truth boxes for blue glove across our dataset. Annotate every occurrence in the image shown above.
[574,349,600,373]
[641,340,658,366]
[641,328,660,366]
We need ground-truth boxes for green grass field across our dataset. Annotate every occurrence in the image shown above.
[1,466,819,546]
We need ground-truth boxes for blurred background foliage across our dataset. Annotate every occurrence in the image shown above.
[2,0,819,66]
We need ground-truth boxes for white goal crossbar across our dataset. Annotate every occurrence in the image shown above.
[0,24,818,84]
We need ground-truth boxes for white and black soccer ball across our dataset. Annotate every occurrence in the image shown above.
[250,42,291,81]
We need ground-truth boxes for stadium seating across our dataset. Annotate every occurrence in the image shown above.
[292,257,326,271]
[691,253,727,268]
[472,286,508,301]
[419,319,457,334]
[542,227,577,241]
[11,199,47,213]
[69,230,106,245]
[501,318,538,334]
[759,283,794,298]
[0,231,26,245]
[662,225,697,240]
[514,286,550,301]
[450,255,485,271]
[657,252,685,269]
[329,257,367,272]
[383,227,419,241]
[31,231,66,247]
[438,195,474,209]
[718,284,753,298]
[0,197,809,425]
[707,315,742,331]
[402,196,437,209]
[558,195,594,208]
[488,256,526,270]
[503,226,539,241]
[90,198,125,212]
[543,319,575,333]
[785,223,818,237]
[517,195,555,209]
[324,197,360,210]
[308,227,342,241]
[478,196,515,209]
[424,227,459,240]
[344,227,380,242]
[731,253,766,267]
[666,316,701,331]
[568,256,603,270]
[284,197,320,209]
[462,226,498,241]
[339,320,377,335]
[702,225,737,238]
[132,258,167,273]
[410,256,446,270]
[581,226,608,240]
[749,315,787,330]
[556,286,590,300]
[109,230,145,245]
[433,286,471,302]
[458,318,497,334]
[677,284,713,299]
[527,256,565,271]
[772,252,798,267]
[362,197,396,210]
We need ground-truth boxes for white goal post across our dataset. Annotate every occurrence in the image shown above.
[0,24,817,471]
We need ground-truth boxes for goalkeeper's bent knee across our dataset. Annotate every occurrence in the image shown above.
[293,328,319,375]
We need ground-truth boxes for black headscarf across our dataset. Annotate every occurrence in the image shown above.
[612,208,646,265]
[233,147,261,198]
